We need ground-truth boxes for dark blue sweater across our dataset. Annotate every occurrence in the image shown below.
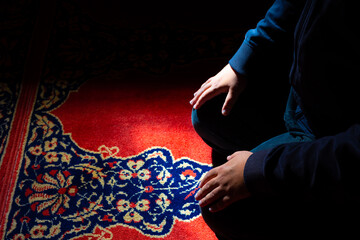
[229,0,360,199]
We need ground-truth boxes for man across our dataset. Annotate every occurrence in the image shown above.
[190,0,360,239]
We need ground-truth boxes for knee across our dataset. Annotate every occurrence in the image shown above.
[191,107,204,137]
[190,95,242,155]
[191,103,235,156]
[191,94,224,138]
[191,107,216,147]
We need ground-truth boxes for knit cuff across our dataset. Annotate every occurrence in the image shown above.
[228,41,255,77]
[244,149,273,195]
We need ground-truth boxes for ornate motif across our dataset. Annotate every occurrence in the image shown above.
[5,49,211,238]
[5,110,210,239]
[2,0,247,238]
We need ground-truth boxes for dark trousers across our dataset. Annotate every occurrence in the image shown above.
[191,88,356,239]
[192,87,314,157]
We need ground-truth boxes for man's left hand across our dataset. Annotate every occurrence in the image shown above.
[195,151,253,212]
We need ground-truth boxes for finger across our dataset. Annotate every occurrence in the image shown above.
[194,78,213,97]
[198,186,225,208]
[196,178,219,204]
[208,195,232,212]
[201,77,213,88]
[221,88,239,116]
[195,169,217,201]
[194,86,226,109]
[199,168,218,188]
[196,170,218,200]
[190,82,212,106]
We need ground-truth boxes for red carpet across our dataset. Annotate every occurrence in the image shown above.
[52,69,211,162]
[0,0,251,238]
[1,66,217,239]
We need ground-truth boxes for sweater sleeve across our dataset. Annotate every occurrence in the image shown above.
[229,0,305,76]
[244,124,360,199]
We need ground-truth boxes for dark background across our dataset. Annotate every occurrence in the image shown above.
[1,0,289,134]
[1,0,291,142]
[0,0,274,83]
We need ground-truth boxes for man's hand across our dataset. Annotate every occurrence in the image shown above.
[195,151,252,212]
[190,64,247,116]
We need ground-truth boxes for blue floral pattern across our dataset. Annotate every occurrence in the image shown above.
[4,66,211,239]
[5,109,211,239]
[2,0,249,238]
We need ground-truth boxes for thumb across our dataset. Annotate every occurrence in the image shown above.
[221,88,239,116]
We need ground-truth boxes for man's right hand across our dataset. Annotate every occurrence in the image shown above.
[189,64,247,116]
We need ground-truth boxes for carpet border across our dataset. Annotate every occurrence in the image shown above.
[0,78,40,240]
[0,0,56,238]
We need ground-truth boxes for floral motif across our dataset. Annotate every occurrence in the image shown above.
[44,152,58,163]
[44,138,57,151]
[29,145,43,156]
[6,111,211,239]
[119,160,151,181]
[30,225,47,239]
[34,115,55,138]
[0,0,242,238]
[12,233,27,240]
[117,199,150,223]
[156,193,171,211]
[27,170,78,216]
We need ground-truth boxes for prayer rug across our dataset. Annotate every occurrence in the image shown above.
[0,69,216,239]
[0,0,248,238]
